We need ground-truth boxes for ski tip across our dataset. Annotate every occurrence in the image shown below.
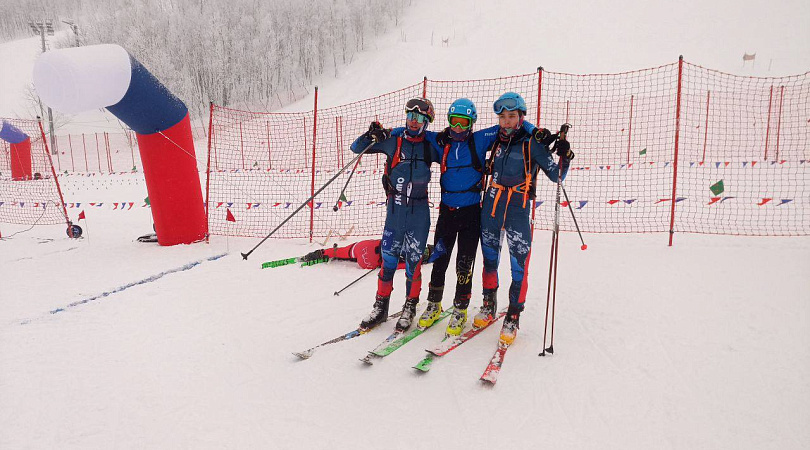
[241,252,249,260]
[479,376,497,385]
[293,351,312,360]
[333,292,340,296]
[360,357,374,365]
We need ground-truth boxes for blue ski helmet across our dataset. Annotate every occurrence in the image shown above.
[493,92,527,114]
[448,98,477,123]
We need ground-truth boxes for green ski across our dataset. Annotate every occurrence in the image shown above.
[370,307,453,358]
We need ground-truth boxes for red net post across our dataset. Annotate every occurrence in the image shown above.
[68,134,75,172]
[764,85,773,160]
[310,86,319,243]
[669,56,685,246]
[701,90,710,163]
[38,119,70,230]
[205,101,214,243]
[82,133,89,172]
[95,132,102,172]
[422,76,427,98]
[775,85,785,161]
[626,94,635,164]
[54,134,61,172]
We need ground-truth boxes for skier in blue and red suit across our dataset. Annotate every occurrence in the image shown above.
[390,98,538,337]
[350,98,442,332]
[474,92,574,345]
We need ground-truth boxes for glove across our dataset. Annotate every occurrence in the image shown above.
[365,121,390,143]
[532,128,557,146]
[436,127,452,147]
[301,249,327,262]
[554,140,574,160]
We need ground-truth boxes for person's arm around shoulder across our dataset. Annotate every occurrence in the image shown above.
[350,121,392,154]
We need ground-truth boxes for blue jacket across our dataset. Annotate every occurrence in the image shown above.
[392,121,535,208]
[487,128,568,190]
[351,133,441,206]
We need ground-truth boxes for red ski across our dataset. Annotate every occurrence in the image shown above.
[479,342,510,384]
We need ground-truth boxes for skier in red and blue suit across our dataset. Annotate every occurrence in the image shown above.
[350,98,442,332]
[473,92,574,345]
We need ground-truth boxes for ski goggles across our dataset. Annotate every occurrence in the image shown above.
[406,111,428,124]
[405,98,432,115]
[448,114,473,130]
[493,96,524,114]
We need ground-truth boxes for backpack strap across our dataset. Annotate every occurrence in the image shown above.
[468,135,481,172]
[382,137,404,196]
[423,140,432,166]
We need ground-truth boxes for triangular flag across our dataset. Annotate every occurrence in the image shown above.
[226,208,236,222]
[78,210,86,220]
[710,180,725,196]
[639,148,647,155]
[144,196,150,206]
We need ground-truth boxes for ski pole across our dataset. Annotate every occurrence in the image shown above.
[562,187,587,250]
[332,155,363,211]
[334,268,376,296]
[541,123,569,357]
[241,142,374,260]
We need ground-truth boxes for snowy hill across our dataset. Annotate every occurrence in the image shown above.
[2,1,810,449]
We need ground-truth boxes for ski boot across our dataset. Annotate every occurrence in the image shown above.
[446,294,470,336]
[395,297,419,332]
[417,285,444,328]
[360,294,390,330]
[473,290,497,328]
[446,308,468,336]
[499,310,520,345]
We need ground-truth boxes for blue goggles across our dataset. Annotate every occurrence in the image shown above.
[493,97,523,114]
[406,111,428,124]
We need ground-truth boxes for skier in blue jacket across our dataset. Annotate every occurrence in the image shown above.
[350,97,441,332]
[392,98,536,336]
[474,92,574,345]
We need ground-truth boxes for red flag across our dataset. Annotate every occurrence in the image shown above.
[78,210,86,220]
[226,208,236,222]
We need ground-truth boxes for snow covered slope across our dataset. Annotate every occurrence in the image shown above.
[1,1,809,449]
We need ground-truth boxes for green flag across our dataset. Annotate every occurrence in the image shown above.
[710,180,725,196]
[144,196,150,206]
[339,192,348,202]
[639,148,647,156]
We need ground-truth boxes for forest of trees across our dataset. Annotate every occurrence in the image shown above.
[2,0,409,115]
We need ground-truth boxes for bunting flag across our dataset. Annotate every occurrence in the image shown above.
[226,208,236,222]
[144,196,150,206]
[710,180,725,196]
[757,198,772,206]
[78,210,86,220]
[336,192,348,210]
[576,201,588,210]
[777,199,793,206]
[639,148,647,156]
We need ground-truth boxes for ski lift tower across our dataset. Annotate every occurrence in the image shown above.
[28,19,57,155]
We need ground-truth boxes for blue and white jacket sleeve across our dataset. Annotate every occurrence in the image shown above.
[350,131,390,155]
[531,139,569,183]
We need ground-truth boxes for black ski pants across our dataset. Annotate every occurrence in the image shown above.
[429,203,481,309]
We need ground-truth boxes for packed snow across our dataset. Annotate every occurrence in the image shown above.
[2,0,809,448]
